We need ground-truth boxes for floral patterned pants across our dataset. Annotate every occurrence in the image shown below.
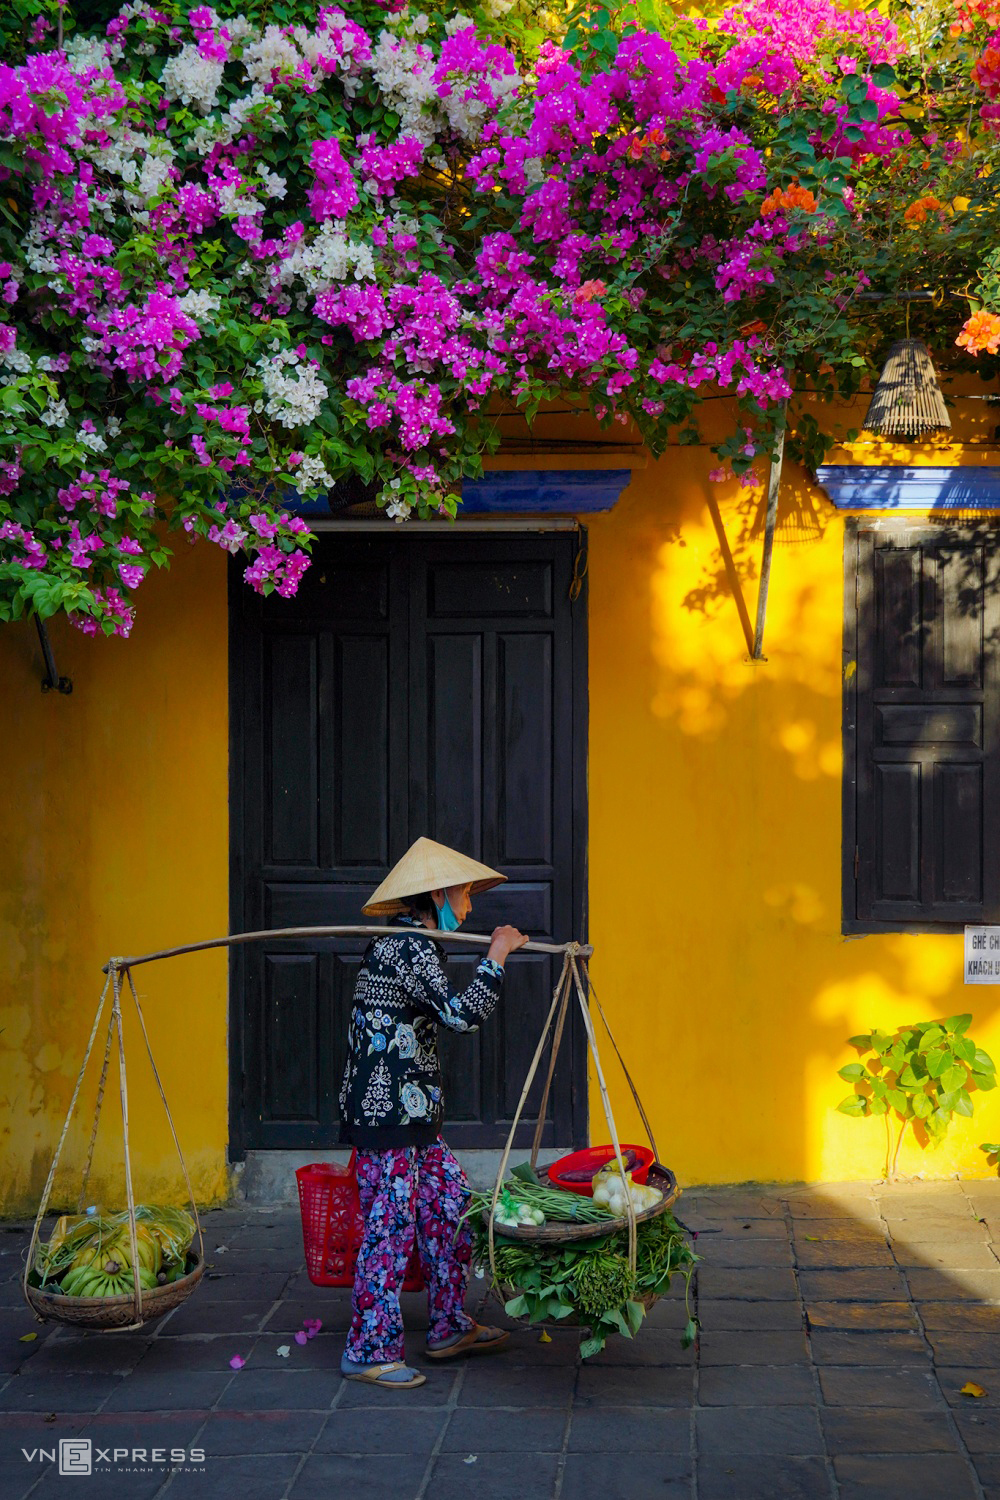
[344,1139,475,1366]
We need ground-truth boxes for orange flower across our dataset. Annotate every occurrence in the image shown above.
[904,195,944,224]
[760,182,818,217]
[574,280,607,304]
[956,309,1000,355]
[628,128,667,161]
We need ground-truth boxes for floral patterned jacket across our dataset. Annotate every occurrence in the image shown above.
[338,914,505,1149]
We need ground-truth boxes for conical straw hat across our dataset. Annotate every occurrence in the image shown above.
[362,837,506,916]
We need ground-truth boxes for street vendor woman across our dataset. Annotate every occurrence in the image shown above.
[338,836,528,1390]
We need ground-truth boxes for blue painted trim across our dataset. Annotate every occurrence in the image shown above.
[817,465,1000,511]
[460,468,632,513]
[275,468,633,516]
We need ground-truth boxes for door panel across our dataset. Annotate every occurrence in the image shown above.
[847,523,1000,930]
[230,534,587,1154]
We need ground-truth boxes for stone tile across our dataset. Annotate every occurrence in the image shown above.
[805,1301,918,1331]
[291,1453,427,1500]
[809,1331,930,1365]
[695,1406,824,1456]
[920,1302,1000,1331]
[698,1331,810,1366]
[883,1209,982,1231]
[430,1454,559,1500]
[698,1300,804,1332]
[697,1456,833,1500]
[567,1406,690,1452]
[23,1334,149,1375]
[936,1368,1000,1406]
[954,1410,1000,1452]
[818,1365,944,1410]
[787,1198,883,1222]
[313,1408,446,1452]
[132,1336,263,1373]
[560,1453,689,1499]
[698,1364,816,1406]
[442,1408,565,1451]
[928,1332,1000,1366]
[459,1361,578,1408]
[338,1371,459,1408]
[689,1218,789,1239]
[575,1366,694,1407]
[681,1193,785,1219]
[216,1369,341,1410]
[907,1268,1000,1301]
[1,1372,123,1411]
[696,1267,798,1300]
[642,1297,693,1330]
[798,1268,908,1302]
[585,1332,694,1366]
[157,1301,271,1337]
[102,1370,234,1412]
[249,1334,342,1369]
[128,1454,305,1500]
[696,1237,793,1268]
[199,1410,327,1455]
[787,1220,886,1242]
[971,1454,1000,1495]
[261,1300,352,1334]
[794,1240,895,1269]
[892,1241,999,1270]
[834,1454,977,1500]
[821,1405,957,1452]
[195,1273,295,1303]
[30,1465,167,1499]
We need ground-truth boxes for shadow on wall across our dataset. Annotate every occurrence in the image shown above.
[585,452,1000,1187]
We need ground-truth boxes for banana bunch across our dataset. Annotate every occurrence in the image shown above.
[72,1224,162,1278]
[60,1259,157,1299]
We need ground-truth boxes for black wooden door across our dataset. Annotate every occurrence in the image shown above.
[845,522,1000,930]
[229,534,588,1154]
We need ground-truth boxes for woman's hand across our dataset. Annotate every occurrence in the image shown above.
[487,925,529,966]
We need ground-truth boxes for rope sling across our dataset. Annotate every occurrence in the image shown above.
[24,925,664,1329]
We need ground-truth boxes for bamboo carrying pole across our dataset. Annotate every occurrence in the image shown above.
[102,925,593,973]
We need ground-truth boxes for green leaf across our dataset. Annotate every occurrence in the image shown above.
[504,1295,529,1317]
[955,1090,975,1118]
[947,1015,973,1035]
[837,1095,868,1117]
[580,1336,605,1360]
[979,1143,1000,1155]
[838,1063,866,1080]
[911,1092,933,1119]
[625,1299,645,1335]
[681,1318,698,1349]
[848,1034,872,1050]
[858,99,880,123]
[925,1049,954,1080]
[940,1066,967,1094]
[974,1050,997,1075]
[972,1072,997,1093]
[899,1064,926,1088]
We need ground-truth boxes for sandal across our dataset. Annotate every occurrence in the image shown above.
[425,1323,510,1361]
[341,1360,427,1389]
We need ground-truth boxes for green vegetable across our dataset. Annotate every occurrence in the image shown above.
[470,1205,697,1358]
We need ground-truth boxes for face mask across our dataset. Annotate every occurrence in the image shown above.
[436,893,461,932]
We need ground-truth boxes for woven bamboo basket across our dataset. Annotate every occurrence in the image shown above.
[25,1253,205,1331]
[483,1165,680,1244]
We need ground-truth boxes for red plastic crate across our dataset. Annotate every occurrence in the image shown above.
[295,1156,424,1290]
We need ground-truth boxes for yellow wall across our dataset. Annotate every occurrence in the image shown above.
[5,400,1000,1211]
[0,543,231,1215]
[586,421,1000,1185]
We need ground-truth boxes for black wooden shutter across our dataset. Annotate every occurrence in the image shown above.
[846,523,1000,931]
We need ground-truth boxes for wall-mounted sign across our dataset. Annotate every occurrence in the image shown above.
[965,926,1000,984]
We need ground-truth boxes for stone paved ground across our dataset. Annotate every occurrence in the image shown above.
[3,1181,1000,1499]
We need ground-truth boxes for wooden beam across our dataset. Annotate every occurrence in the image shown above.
[752,418,787,661]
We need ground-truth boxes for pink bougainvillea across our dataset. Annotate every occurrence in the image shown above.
[0,0,996,635]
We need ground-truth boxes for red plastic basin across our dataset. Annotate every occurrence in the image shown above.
[547,1144,655,1197]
